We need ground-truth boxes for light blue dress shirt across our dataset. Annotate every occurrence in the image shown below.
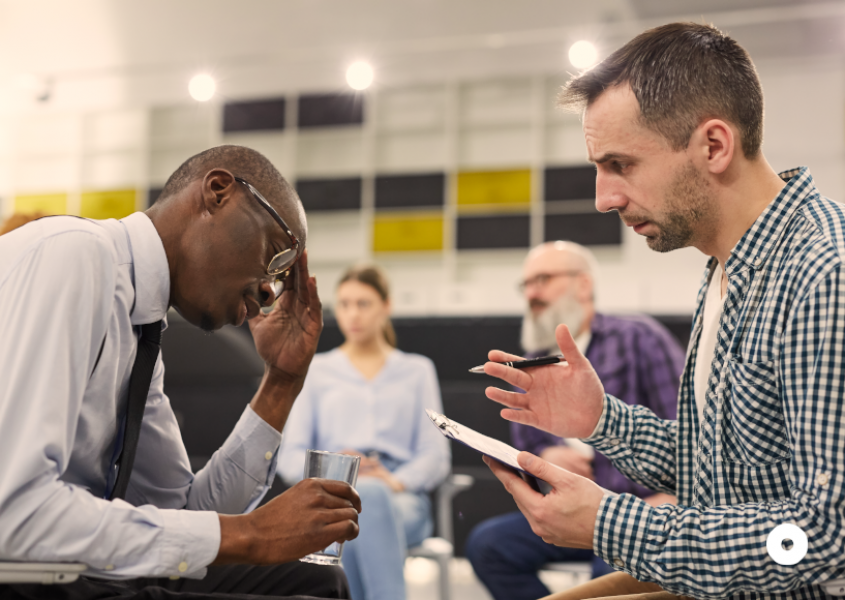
[277,348,450,493]
[0,213,281,579]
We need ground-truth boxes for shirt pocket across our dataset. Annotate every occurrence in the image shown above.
[721,358,791,464]
[723,458,791,504]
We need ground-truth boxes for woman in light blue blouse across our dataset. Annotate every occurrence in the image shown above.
[278,265,450,600]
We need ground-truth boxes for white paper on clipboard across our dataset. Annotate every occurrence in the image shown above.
[426,409,618,499]
[425,409,530,476]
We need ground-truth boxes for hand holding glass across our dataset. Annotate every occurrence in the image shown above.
[299,450,361,565]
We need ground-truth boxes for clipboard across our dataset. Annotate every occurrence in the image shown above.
[426,409,549,494]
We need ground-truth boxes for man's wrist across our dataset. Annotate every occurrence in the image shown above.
[582,394,609,441]
[250,366,304,432]
[214,514,255,565]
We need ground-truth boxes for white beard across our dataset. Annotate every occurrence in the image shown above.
[520,291,586,354]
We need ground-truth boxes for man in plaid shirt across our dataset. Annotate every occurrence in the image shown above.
[482,22,845,600]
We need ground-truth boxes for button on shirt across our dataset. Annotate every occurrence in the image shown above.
[585,168,845,600]
[0,213,282,579]
[277,348,450,492]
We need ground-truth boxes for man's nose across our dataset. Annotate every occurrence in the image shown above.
[524,285,542,302]
[258,279,276,307]
[595,171,627,214]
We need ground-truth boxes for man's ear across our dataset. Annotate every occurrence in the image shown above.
[574,272,593,303]
[201,169,237,215]
[692,119,735,175]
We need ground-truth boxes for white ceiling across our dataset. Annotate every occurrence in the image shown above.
[0,0,843,112]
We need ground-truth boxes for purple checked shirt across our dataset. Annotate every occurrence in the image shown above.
[510,313,684,498]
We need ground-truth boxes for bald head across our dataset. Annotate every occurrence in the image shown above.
[156,144,306,244]
[522,241,598,315]
[524,241,598,279]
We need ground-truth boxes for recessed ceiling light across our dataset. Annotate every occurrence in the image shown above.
[569,41,598,70]
[346,61,374,91]
[189,74,216,101]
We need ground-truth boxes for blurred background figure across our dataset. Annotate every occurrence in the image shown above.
[277,264,450,600]
[0,212,45,236]
[465,240,685,600]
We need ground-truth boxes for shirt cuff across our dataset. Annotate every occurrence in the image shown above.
[593,492,652,578]
[581,394,635,461]
[582,395,609,441]
[223,405,283,487]
[85,507,221,580]
[157,509,221,579]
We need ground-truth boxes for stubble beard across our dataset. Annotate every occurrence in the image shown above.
[643,162,714,254]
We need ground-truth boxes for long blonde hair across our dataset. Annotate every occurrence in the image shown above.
[337,265,397,348]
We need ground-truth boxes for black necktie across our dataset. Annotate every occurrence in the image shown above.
[109,320,163,501]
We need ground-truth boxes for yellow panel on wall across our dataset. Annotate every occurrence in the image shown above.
[373,212,444,252]
[457,169,531,208]
[14,193,68,215]
[80,189,137,220]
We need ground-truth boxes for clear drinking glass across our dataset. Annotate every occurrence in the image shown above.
[299,450,361,565]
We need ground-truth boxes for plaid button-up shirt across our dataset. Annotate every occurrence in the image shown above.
[585,167,845,600]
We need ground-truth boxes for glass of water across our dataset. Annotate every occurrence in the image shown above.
[299,450,361,565]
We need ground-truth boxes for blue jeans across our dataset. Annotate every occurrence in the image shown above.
[341,477,432,600]
[466,511,613,600]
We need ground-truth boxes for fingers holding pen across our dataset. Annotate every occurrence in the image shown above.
[483,359,535,391]
[488,349,526,363]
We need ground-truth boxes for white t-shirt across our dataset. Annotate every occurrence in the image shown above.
[694,261,727,427]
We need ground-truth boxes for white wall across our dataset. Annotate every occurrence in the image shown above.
[2,55,843,319]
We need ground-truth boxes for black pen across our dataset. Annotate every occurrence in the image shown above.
[469,354,566,374]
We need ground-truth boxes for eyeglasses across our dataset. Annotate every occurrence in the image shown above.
[517,270,581,292]
[235,177,301,296]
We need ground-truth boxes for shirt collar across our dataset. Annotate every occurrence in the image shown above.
[726,166,816,274]
[120,212,170,326]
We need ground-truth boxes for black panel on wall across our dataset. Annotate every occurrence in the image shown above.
[545,212,622,245]
[375,173,445,209]
[457,214,530,250]
[296,177,362,211]
[223,98,286,133]
[298,94,364,128]
[545,165,596,201]
[147,187,164,207]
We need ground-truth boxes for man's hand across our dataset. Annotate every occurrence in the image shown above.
[484,324,605,439]
[215,478,361,565]
[485,451,604,549]
[540,446,594,480]
[248,251,323,430]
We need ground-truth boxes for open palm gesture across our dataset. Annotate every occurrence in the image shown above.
[484,324,605,439]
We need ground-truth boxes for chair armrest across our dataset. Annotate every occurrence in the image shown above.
[435,473,475,543]
[0,562,87,585]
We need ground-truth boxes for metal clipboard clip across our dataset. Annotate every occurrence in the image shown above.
[425,409,460,438]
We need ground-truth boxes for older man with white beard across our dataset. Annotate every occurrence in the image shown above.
[465,241,685,600]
